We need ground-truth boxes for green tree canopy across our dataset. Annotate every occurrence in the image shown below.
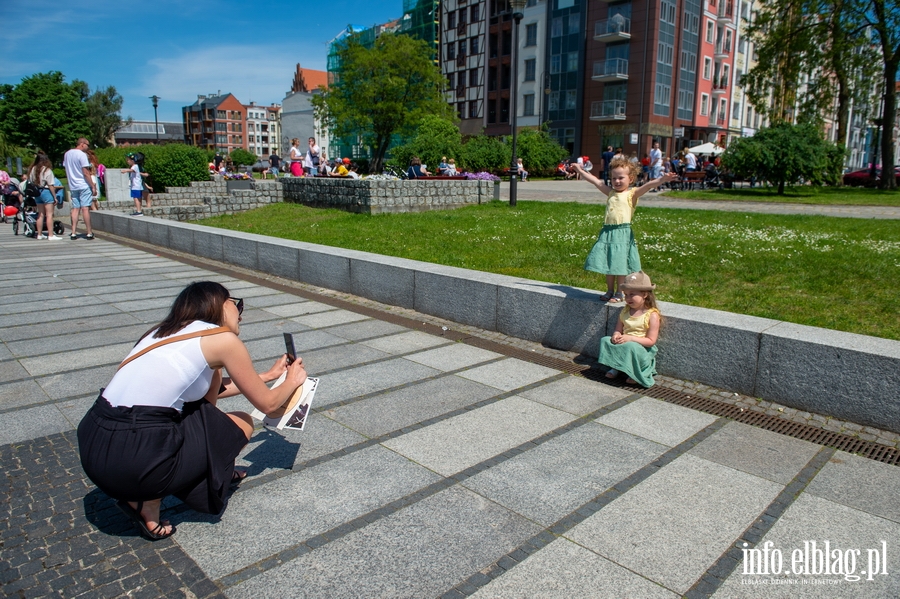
[85,86,131,149]
[312,32,455,173]
[389,114,463,171]
[459,133,511,173]
[721,122,845,194]
[0,72,89,163]
[229,148,258,166]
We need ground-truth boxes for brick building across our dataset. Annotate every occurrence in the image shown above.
[182,93,248,154]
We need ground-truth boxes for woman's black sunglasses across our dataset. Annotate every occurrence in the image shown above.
[228,297,244,315]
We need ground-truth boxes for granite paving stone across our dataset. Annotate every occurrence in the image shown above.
[402,342,504,371]
[359,329,452,354]
[173,445,441,580]
[596,395,718,446]
[324,375,500,438]
[326,319,409,342]
[0,312,144,343]
[517,375,634,416]
[262,301,336,317]
[227,485,542,599]
[312,358,441,407]
[457,357,562,391]
[567,454,783,593]
[689,421,822,484]
[37,364,117,400]
[20,342,133,377]
[804,451,900,523]
[463,422,667,525]
[470,537,678,599]
[383,395,577,476]
[297,343,392,376]
[714,493,900,598]
[0,358,30,383]
[4,323,149,359]
[291,309,372,328]
[0,404,75,446]
[0,379,53,411]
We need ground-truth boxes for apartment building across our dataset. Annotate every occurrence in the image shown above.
[182,93,248,154]
[442,0,488,135]
[244,102,281,158]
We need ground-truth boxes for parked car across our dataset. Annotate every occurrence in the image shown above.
[843,166,900,186]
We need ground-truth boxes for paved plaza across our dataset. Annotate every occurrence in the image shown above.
[1,226,899,599]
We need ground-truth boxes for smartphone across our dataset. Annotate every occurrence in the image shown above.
[283,333,296,365]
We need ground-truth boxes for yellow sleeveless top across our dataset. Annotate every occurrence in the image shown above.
[618,307,660,337]
[604,189,635,225]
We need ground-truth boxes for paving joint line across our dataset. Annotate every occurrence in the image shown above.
[444,416,730,597]
[683,446,836,598]
[214,390,646,590]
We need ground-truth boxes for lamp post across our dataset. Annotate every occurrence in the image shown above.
[508,0,526,207]
[150,95,160,143]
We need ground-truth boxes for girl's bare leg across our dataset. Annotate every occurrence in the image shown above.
[130,499,173,535]
[605,274,616,295]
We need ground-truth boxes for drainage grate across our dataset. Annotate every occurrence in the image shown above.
[111,235,900,468]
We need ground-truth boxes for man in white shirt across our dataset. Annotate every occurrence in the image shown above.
[63,137,97,240]
[650,141,663,179]
[303,137,320,177]
[685,150,698,171]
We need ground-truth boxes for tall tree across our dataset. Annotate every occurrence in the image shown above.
[0,72,89,162]
[311,32,455,173]
[851,0,900,189]
[741,0,878,152]
[85,86,131,149]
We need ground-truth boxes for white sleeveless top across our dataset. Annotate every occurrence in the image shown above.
[104,321,219,411]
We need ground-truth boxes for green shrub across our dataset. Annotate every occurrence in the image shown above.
[229,148,257,166]
[459,134,510,173]
[389,115,463,172]
[514,127,568,176]
[93,144,209,191]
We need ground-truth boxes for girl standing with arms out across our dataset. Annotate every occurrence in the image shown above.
[573,157,677,302]
[599,271,660,387]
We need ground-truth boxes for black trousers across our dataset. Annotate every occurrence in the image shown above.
[77,395,247,514]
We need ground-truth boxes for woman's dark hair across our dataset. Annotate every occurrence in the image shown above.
[29,153,52,183]
[410,156,422,166]
[151,281,230,339]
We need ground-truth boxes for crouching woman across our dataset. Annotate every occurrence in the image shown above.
[77,281,307,540]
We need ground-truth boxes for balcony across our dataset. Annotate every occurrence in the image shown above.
[594,17,631,42]
[592,58,629,81]
[714,43,731,59]
[590,100,627,120]
[712,78,729,95]
[717,1,734,22]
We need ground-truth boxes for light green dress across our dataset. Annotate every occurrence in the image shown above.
[598,307,659,387]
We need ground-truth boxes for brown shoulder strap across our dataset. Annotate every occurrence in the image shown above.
[117,326,231,370]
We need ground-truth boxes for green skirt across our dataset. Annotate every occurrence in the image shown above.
[584,223,641,276]
[598,337,658,388]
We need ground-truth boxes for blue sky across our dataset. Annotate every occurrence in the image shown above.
[1,0,400,123]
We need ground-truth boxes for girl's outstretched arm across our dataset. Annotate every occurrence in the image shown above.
[573,164,612,195]
[632,172,680,203]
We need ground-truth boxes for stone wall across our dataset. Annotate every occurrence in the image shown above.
[281,177,495,214]
[105,178,283,221]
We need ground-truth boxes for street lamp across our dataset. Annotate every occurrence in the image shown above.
[508,0,526,207]
[150,95,160,142]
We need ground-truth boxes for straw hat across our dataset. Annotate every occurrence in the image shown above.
[620,271,656,291]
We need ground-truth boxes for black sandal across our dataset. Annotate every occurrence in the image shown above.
[116,500,176,541]
[231,468,248,484]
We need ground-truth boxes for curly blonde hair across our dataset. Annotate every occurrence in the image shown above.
[608,157,641,183]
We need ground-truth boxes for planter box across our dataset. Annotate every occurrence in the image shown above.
[226,180,254,192]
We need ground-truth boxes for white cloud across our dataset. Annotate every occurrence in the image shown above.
[139,44,328,108]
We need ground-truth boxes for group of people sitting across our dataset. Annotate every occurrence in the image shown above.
[558,156,593,180]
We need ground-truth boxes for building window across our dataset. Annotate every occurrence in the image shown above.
[548,91,559,111]
[459,8,467,24]
[458,40,466,56]
[700,94,709,116]
[447,72,455,90]
[447,43,456,60]
[720,98,728,117]
[550,55,561,73]
[469,100,478,118]
[725,29,733,52]
[523,94,535,116]
[565,90,576,109]
[526,0,537,6]
[216,110,227,119]
[471,37,479,54]
[551,17,563,37]
[525,23,538,47]
[706,20,714,43]
[469,68,479,86]
[567,52,578,72]
[732,101,741,120]
[568,13,580,33]
[457,102,465,119]
[524,58,536,81]
[448,11,456,28]
[703,57,712,79]
[470,4,480,21]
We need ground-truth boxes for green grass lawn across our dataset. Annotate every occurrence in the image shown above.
[199,200,900,340]
[662,186,900,206]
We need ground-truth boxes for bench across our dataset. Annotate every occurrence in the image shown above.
[409,175,468,180]
[682,171,707,190]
